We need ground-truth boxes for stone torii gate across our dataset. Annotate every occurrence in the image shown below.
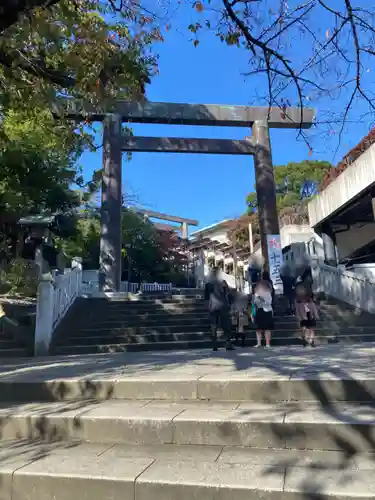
[62,100,315,292]
[137,209,198,239]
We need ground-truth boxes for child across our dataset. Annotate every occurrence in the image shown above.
[252,279,274,348]
[295,283,319,347]
[230,290,250,347]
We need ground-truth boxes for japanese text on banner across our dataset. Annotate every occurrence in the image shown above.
[266,234,283,292]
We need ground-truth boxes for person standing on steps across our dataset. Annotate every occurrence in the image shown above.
[280,263,296,315]
[248,257,262,294]
[204,267,235,352]
[230,289,250,347]
[252,279,274,348]
[260,271,275,310]
[295,283,319,347]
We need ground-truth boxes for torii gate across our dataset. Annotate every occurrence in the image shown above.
[60,100,315,292]
[137,209,198,239]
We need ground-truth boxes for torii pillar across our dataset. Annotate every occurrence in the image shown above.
[99,114,123,292]
[252,120,279,274]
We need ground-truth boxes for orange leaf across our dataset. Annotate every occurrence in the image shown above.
[195,1,203,12]
[308,148,313,157]
[165,24,171,31]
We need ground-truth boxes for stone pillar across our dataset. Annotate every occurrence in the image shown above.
[99,114,123,292]
[34,280,54,356]
[321,222,337,267]
[252,120,279,273]
[72,257,83,271]
[230,232,238,290]
[181,222,188,240]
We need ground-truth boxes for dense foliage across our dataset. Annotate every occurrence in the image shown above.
[58,209,188,284]
[246,160,332,215]
[0,0,173,293]
[0,0,157,108]
[231,160,333,252]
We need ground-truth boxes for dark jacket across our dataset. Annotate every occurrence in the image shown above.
[204,279,230,311]
[281,274,296,294]
[248,267,261,285]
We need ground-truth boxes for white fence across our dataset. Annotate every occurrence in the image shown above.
[120,281,139,293]
[34,267,82,356]
[312,259,375,314]
[82,270,172,295]
[120,281,172,293]
[139,282,172,293]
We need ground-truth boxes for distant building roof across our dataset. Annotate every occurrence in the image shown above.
[190,219,233,239]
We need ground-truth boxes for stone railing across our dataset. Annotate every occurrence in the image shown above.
[34,267,83,355]
[312,259,375,313]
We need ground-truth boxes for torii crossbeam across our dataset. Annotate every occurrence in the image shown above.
[59,100,315,291]
[137,209,198,239]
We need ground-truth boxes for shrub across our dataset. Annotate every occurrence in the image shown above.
[0,259,39,297]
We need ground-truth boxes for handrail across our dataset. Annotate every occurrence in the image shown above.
[312,259,375,313]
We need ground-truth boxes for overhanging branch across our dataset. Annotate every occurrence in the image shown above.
[0,0,60,34]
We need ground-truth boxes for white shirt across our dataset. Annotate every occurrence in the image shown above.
[254,291,273,312]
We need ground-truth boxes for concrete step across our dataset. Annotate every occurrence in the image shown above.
[52,332,375,355]
[54,323,375,341]
[75,315,214,327]
[0,400,374,452]
[81,305,209,314]
[0,440,372,500]
[55,326,360,346]
[1,344,374,404]
[81,296,205,304]
[79,311,299,321]
[0,347,33,357]
[61,318,375,338]
[68,320,375,336]
[54,336,318,355]
[55,322,301,339]
[0,339,29,350]
[66,315,299,330]
[91,299,207,308]
[57,331,304,346]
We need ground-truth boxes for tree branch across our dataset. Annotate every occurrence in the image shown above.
[0,0,60,34]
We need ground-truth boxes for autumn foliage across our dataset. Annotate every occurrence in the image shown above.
[155,229,188,265]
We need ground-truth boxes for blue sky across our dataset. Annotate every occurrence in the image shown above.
[80,3,372,231]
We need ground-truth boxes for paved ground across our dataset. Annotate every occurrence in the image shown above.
[0,342,374,382]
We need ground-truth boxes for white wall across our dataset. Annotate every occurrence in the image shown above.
[280,224,315,247]
[349,264,375,281]
[335,223,375,260]
[308,143,375,227]
[283,231,324,268]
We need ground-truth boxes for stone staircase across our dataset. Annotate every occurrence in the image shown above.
[0,344,374,499]
[51,290,375,355]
